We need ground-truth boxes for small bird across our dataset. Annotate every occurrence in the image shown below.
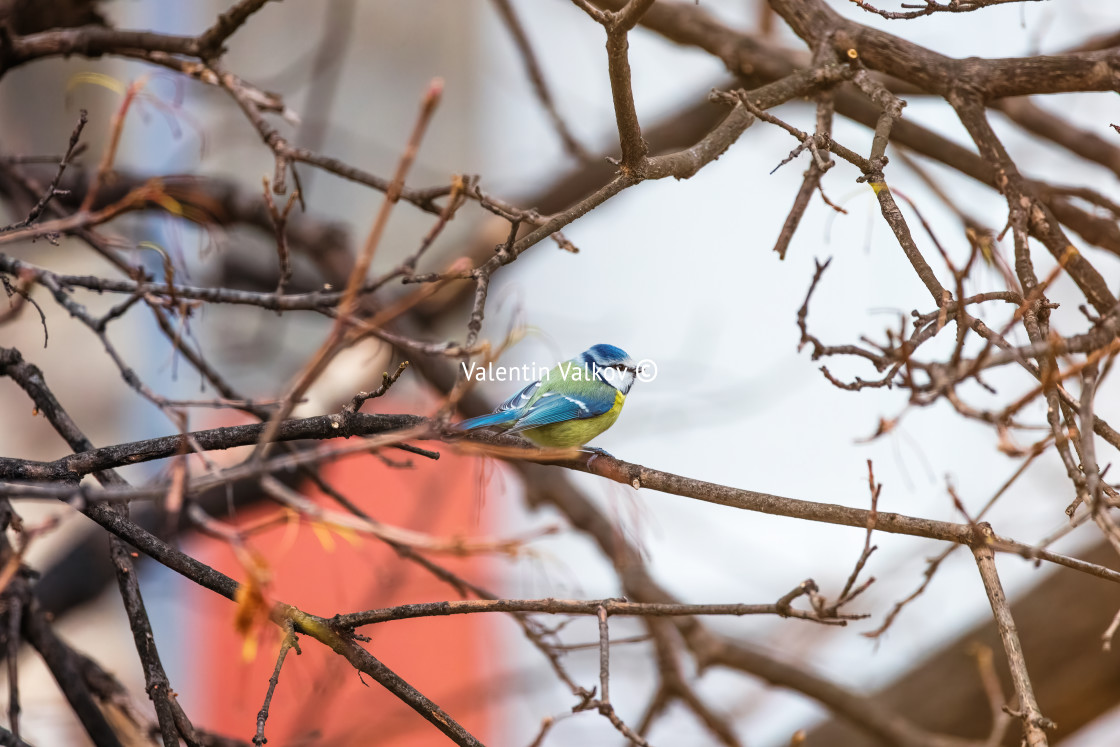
[455,344,639,450]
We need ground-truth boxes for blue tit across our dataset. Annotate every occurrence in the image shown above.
[455,344,639,449]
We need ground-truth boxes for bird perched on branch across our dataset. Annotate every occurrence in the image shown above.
[454,344,640,450]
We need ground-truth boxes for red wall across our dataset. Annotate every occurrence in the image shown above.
[188,446,501,745]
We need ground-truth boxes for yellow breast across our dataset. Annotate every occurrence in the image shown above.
[523,391,626,448]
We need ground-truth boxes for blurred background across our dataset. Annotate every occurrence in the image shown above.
[2,0,1120,744]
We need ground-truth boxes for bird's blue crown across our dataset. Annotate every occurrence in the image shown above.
[578,344,633,369]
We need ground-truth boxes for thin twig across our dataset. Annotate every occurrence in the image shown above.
[253,620,300,746]
[970,525,1052,746]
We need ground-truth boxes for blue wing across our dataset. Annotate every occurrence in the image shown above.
[496,380,541,412]
[455,380,541,431]
[506,389,615,433]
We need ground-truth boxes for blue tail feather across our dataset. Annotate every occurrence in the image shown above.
[454,409,522,431]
